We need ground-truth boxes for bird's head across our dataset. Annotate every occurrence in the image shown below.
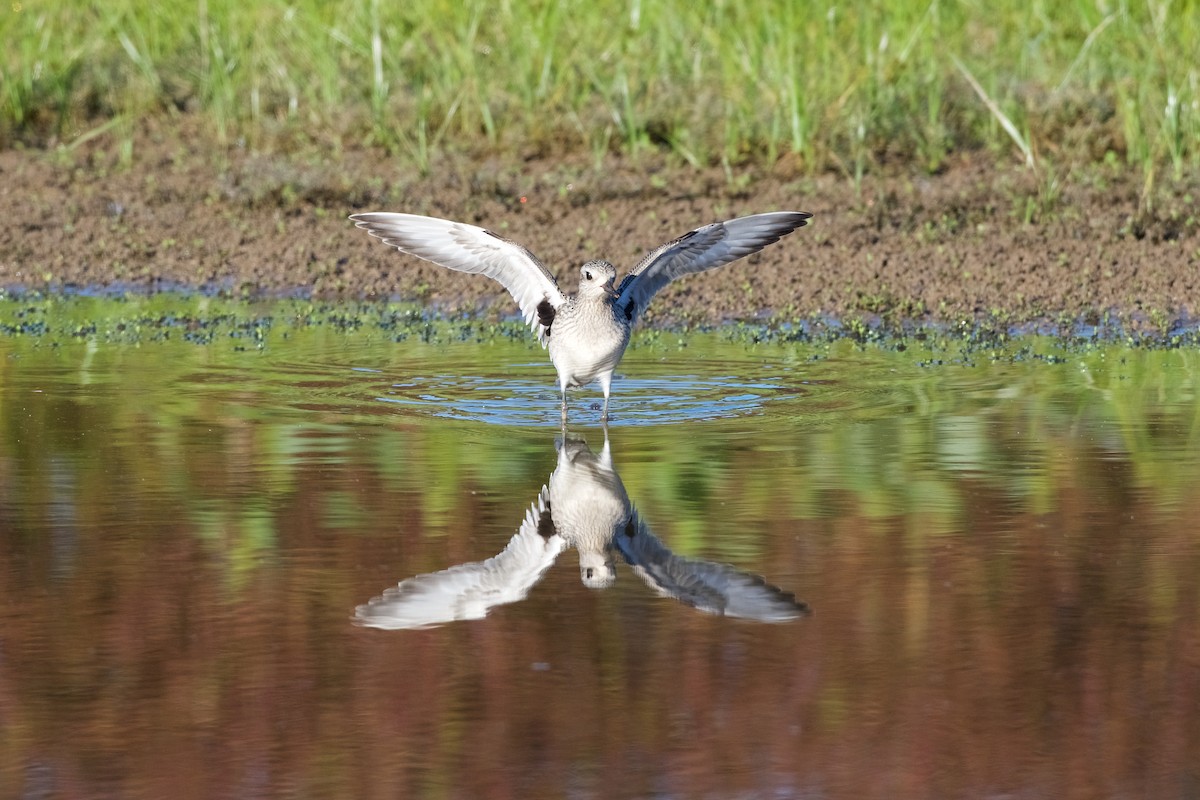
[579,260,618,299]
[578,549,617,589]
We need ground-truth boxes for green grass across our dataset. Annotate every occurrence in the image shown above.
[1,0,1197,175]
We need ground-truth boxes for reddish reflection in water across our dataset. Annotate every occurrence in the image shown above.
[3,442,1197,799]
[1,339,1199,799]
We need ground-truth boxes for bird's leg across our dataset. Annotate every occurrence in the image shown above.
[560,386,568,429]
[598,372,613,424]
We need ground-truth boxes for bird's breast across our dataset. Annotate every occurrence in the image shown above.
[548,301,630,380]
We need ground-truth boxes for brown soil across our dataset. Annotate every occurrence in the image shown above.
[2,124,1197,327]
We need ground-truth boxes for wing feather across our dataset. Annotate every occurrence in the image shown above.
[616,212,812,324]
[354,487,564,630]
[350,213,567,344]
[614,510,809,622]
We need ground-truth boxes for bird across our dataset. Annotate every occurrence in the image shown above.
[354,433,808,629]
[350,210,812,423]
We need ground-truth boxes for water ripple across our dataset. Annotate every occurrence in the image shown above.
[374,373,787,426]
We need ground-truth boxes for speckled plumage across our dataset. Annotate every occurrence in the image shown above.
[548,434,630,589]
[350,211,812,422]
[544,261,630,418]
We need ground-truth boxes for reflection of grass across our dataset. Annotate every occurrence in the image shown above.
[2,0,1195,173]
[3,295,1200,596]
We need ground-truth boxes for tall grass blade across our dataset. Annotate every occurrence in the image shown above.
[951,54,1035,169]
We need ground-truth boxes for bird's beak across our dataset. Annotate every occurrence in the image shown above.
[604,281,619,298]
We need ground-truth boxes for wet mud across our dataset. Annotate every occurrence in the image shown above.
[2,125,1197,328]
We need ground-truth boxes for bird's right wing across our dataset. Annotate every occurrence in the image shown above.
[616,212,811,325]
[350,213,567,344]
[355,487,564,630]
[614,509,809,622]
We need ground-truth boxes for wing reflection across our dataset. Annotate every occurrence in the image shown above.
[355,434,809,629]
[354,489,566,630]
[615,510,809,622]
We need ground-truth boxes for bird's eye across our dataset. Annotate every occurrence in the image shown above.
[585,271,593,281]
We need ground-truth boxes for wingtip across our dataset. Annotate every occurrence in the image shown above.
[349,211,393,223]
[753,210,813,231]
[349,211,413,226]
[755,210,813,237]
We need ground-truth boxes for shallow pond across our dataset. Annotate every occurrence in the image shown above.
[1,297,1198,799]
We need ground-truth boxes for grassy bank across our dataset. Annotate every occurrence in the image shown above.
[2,0,1197,175]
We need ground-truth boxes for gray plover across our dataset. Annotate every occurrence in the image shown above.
[354,434,808,629]
[350,210,812,422]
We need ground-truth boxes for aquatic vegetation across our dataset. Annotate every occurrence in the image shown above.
[3,292,1199,353]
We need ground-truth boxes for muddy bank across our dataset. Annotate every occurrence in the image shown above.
[1,126,1196,328]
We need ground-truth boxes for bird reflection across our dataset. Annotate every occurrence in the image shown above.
[355,435,809,630]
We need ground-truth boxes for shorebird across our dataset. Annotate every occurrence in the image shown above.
[350,210,812,423]
[354,434,809,630]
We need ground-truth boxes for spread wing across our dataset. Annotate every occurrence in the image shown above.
[614,510,809,622]
[354,488,564,630]
[616,212,812,325]
[350,213,567,344]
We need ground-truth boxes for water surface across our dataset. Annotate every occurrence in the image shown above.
[1,300,1198,799]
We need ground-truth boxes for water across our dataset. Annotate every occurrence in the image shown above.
[2,303,1198,799]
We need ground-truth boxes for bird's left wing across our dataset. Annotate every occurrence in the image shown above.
[616,212,811,325]
[614,509,809,622]
[351,213,567,344]
[354,487,564,630]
